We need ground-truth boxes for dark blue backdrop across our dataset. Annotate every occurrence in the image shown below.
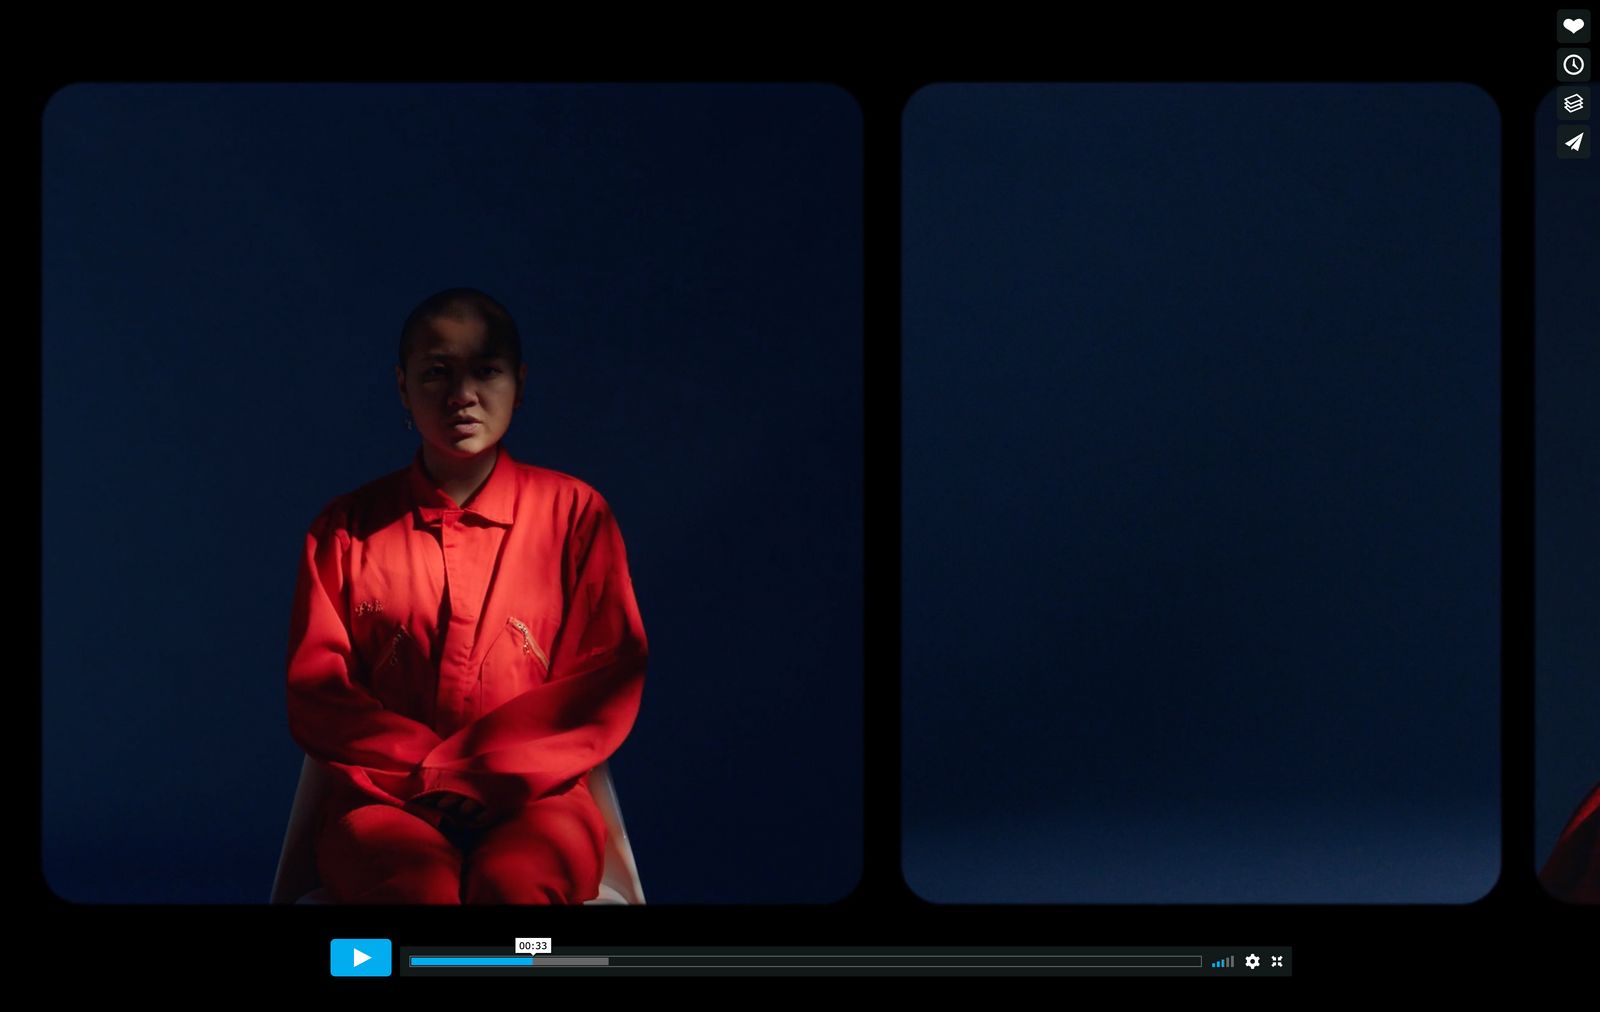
[903,84,1501,902]
[1536,86,1600,878]
[42,83,862,904]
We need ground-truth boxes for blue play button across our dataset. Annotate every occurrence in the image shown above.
[330,938,392,977]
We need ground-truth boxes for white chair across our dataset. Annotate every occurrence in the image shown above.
[270,755,645,905]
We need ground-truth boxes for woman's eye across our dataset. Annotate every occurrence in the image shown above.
[423,366,445,378]
[478,366,501,377]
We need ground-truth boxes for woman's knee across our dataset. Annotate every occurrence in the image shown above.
[461,849,598,904]
[460,797,606,904]
[316,804,464,904]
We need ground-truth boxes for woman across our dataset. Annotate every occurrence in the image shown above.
[284,288,647,903]
[1541,781,1600,903]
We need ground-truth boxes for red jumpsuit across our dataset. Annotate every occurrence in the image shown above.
[1540,781,1600,904]
[285,443,647,903]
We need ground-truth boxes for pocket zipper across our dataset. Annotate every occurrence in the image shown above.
[507,616,550,671]
[373,624,412,672]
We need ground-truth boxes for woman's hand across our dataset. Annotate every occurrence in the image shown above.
[412,790,494,829]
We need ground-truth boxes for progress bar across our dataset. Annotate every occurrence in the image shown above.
[399,947,1292,976]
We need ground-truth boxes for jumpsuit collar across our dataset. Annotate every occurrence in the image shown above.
[407,442,517,527]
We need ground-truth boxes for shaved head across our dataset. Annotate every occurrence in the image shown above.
[399,288,522,371]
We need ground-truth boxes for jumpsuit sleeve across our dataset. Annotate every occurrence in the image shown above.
[285,504,446,810]
[413,493,648,817]
[1540,781,1600,903]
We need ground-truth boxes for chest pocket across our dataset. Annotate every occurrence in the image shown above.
[476,614,552,715]
[364,620,432,724]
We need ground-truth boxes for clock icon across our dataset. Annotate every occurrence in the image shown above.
[1560,49,1592,80]
[1567,53,1587,75]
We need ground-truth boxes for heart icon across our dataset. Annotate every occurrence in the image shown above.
[1565,18,1585,33]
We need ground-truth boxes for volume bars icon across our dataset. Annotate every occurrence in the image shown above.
[1566,93,1586,113]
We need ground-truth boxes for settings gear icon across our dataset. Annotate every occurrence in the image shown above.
[1245,953,1261,969]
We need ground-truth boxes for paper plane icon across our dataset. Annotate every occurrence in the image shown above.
[1566,132,1585,151]
[353,948,371,967]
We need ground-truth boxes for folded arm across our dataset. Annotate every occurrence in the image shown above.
[285,505,445,812]
[415,494,649,819]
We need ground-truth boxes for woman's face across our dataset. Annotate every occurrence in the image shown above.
[396,313,526,462]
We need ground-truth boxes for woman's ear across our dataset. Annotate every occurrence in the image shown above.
[515,362,528,407]
[395,364,410,411]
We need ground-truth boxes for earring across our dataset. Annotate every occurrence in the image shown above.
[404,411,414,431]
